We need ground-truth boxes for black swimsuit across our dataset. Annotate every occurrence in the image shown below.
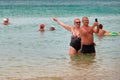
[70,36,81,51]
[81,43,95,54]
[70,27,81,51]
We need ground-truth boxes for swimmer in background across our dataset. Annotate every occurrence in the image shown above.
[3,18,10,25]
[39,24,45,32]
[119,32,120,35]
[96,24,107,36]
[49,26,56,31]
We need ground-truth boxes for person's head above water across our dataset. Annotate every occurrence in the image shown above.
[39,23,45,31]
[98,24,103,29]
[3,18,10,25]
[49,26,55,31]
[40,24,45,28]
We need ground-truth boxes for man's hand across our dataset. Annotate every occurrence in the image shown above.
[93,22,99,27]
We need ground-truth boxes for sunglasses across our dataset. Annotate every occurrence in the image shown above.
[76,22,81,24]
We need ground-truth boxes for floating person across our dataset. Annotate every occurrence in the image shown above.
[97,24,120,36]
[119,32,120,35]
[39,23,45,32]
[3,18,10,25]
[96,24,107,36]
[49,26,56,31]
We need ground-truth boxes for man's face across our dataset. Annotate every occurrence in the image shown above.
[82,17,89,26]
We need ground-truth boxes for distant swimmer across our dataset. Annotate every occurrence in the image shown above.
[49,26,56,31]
[119,32,120,35]
[39,23,45,32]
[3,18,10,25]
[96,24,107,36]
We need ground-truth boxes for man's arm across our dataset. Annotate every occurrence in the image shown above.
[53,17,72,31]
[92,22,99,33]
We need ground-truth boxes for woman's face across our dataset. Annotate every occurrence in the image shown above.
[74,19,81,27]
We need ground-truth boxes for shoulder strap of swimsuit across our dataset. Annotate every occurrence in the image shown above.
[71,27,76,36]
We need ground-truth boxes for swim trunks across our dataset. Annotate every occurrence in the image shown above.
[81,43,95,54]
[70,37,81,51]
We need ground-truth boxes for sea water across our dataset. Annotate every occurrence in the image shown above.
[0,0,120,80]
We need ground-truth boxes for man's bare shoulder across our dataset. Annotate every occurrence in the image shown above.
[80,26,85,30]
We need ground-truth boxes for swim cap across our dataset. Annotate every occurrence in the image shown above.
[3,18,7,21]
[40,24,45,28]
[51,25,55,27]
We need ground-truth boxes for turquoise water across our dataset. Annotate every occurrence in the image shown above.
[0,0,120,80]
